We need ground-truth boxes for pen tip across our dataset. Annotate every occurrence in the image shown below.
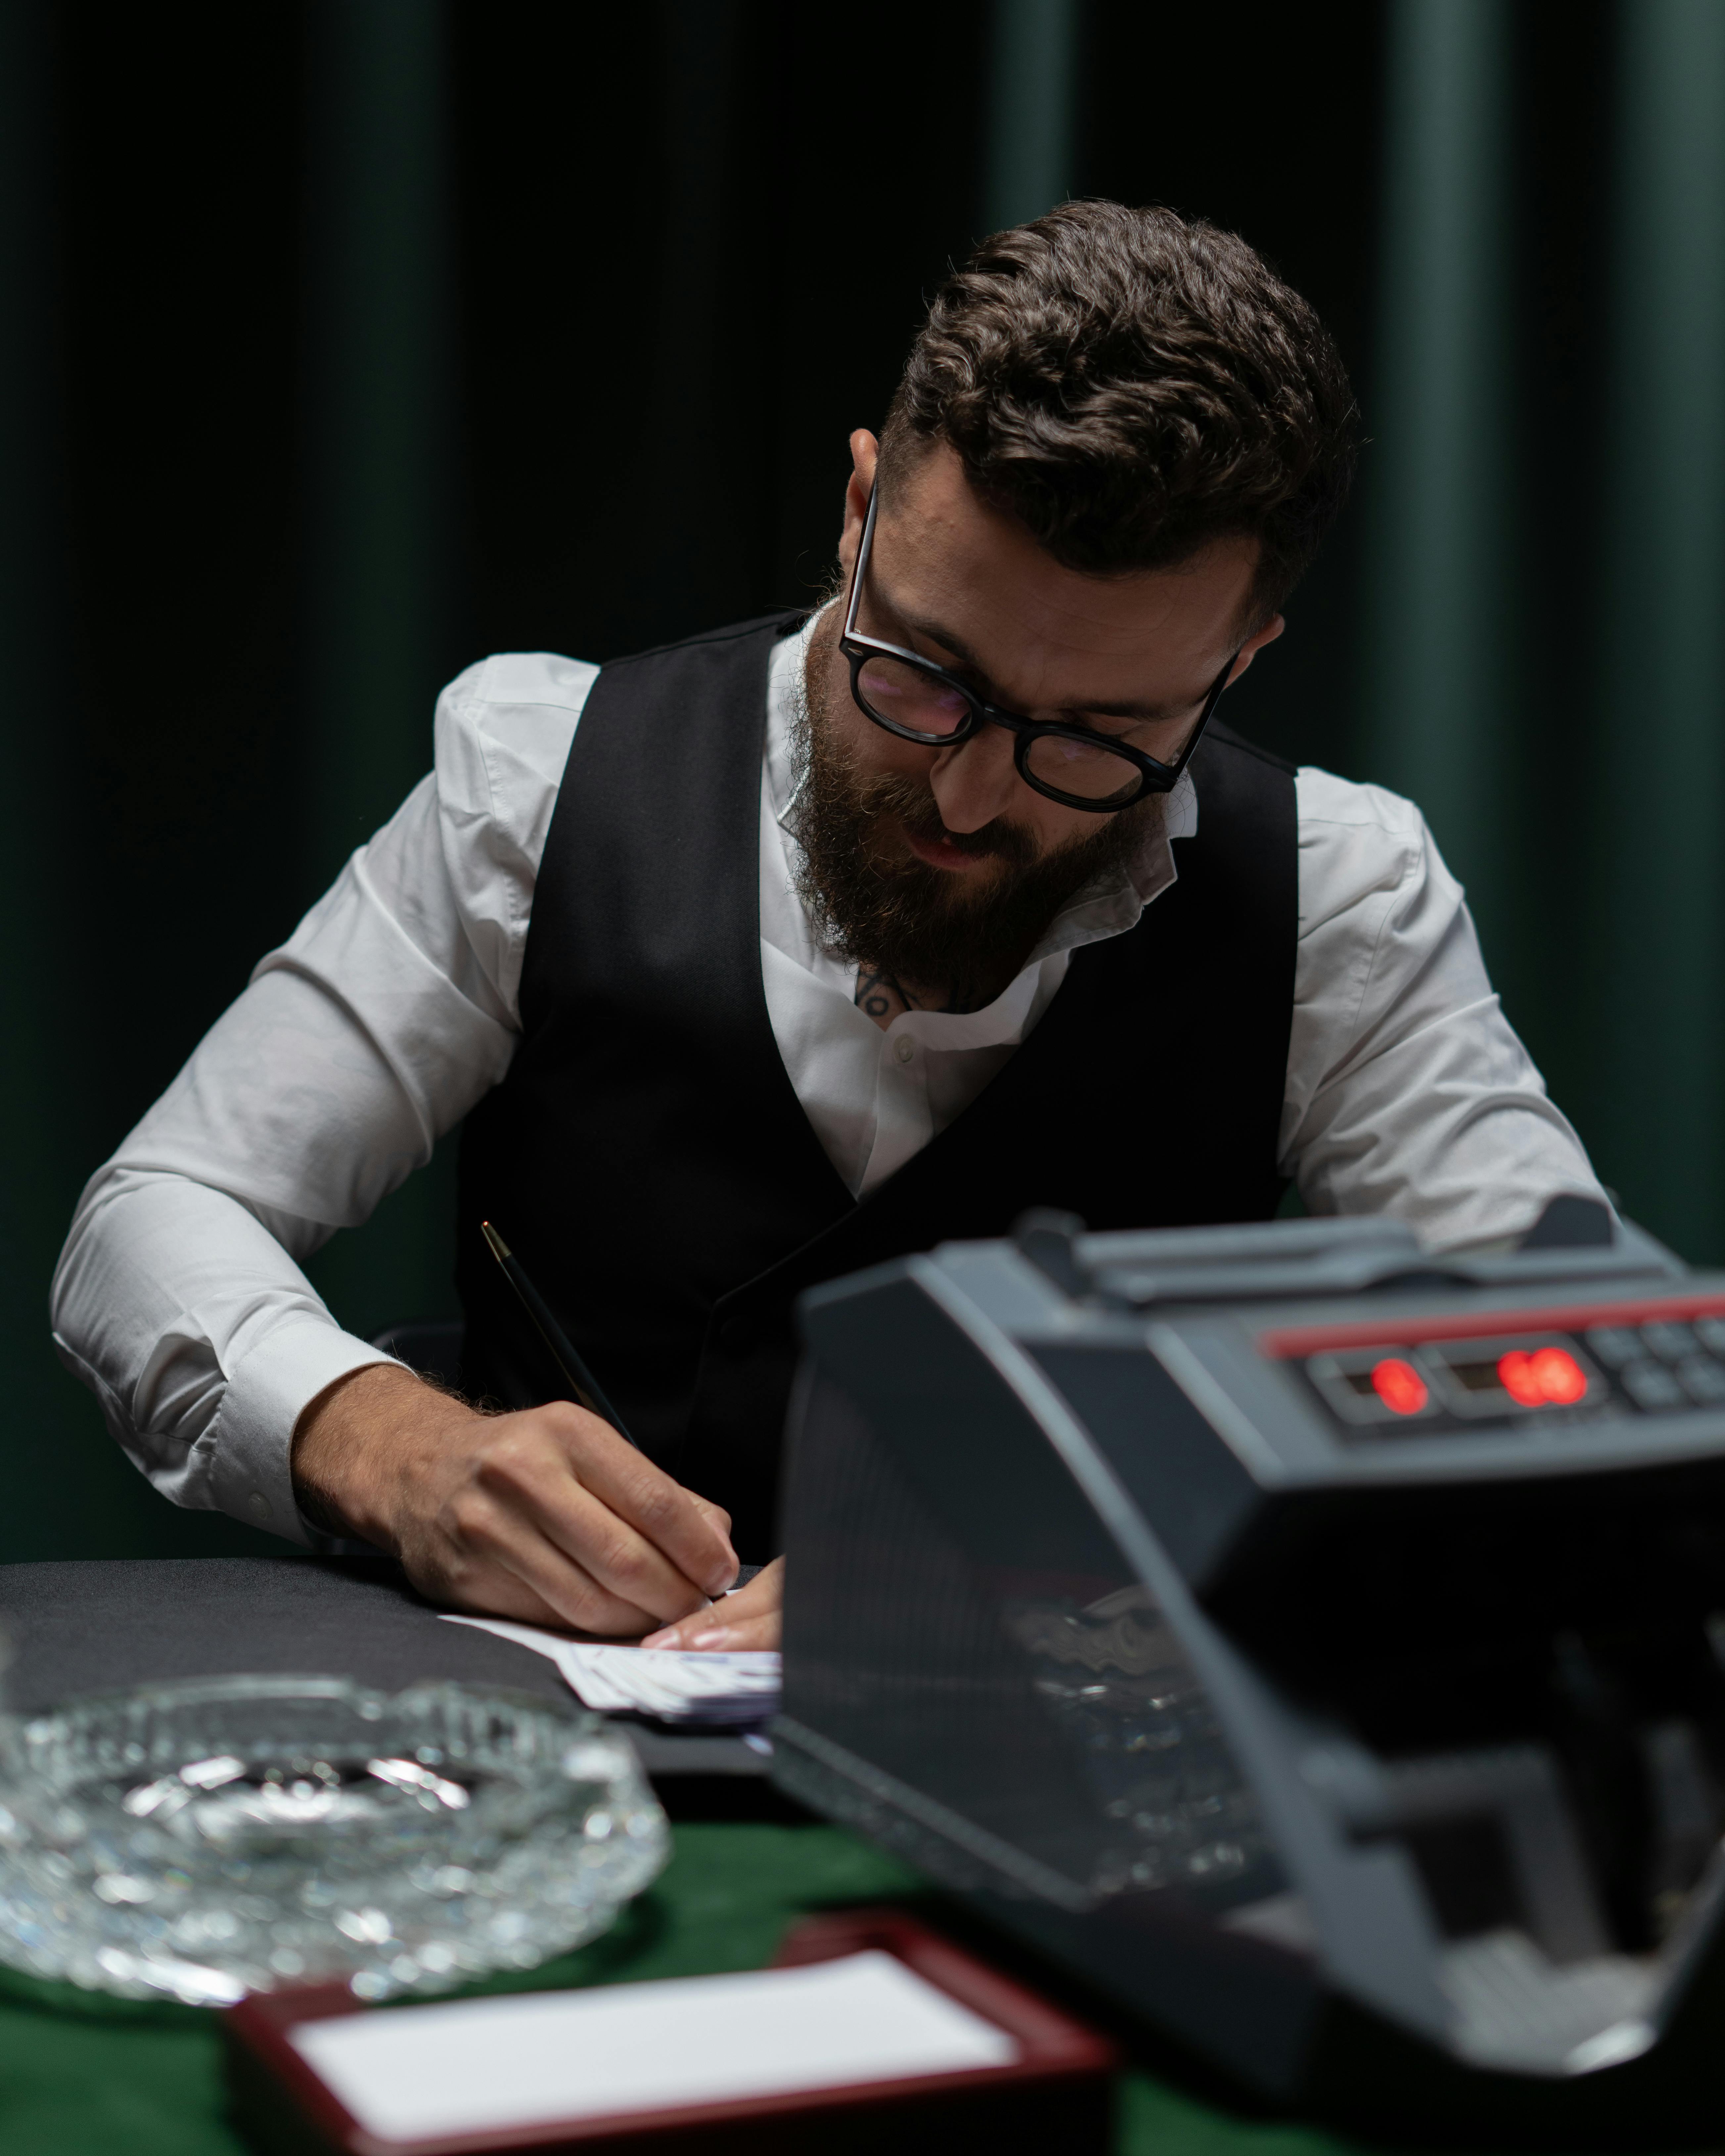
[481,1220,510,1261]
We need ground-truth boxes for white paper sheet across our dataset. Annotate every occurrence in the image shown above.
[290,1950,1018,2141]
[440,1612,780,1725]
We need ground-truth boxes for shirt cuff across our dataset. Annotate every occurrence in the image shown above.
[206,1317,398,1546]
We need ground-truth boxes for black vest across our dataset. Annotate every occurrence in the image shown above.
[456,614,1297,1556]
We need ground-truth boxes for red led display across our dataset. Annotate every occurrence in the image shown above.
[1497,1346,1588,1407]
[1371,1357,1429,1416]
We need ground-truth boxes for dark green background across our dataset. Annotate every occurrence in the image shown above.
[4,0,1722,1563]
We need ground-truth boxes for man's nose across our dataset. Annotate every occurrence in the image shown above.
[928,722,1021,833]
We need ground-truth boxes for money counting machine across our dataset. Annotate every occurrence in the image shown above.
[771,1202,1725,2136]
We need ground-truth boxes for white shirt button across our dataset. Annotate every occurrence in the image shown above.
[894,1036,915,1064]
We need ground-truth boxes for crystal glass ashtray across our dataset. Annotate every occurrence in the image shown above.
[0,1674,669,2006]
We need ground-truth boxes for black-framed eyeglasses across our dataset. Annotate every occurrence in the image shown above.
[840,482,1239,813]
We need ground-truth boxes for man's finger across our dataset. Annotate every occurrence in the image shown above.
[432,1549,643,1634]
[476,1443,720,1626]
[490,1530,662,1635]
[420,1556,573,1630]
[643,1555,783,1651]
[671,1611,779,1651]
[433,1478,665,1633]
[410,1506,657,1635]
[550,1407,739,1595]
[690,1493,734,1540]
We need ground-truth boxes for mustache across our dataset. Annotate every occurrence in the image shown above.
[858,770,1039,872]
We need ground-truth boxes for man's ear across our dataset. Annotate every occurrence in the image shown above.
[1227,612,1285,687]
[837,429,880,577]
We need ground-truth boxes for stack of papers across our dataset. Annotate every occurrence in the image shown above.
[442,1614,780,1727]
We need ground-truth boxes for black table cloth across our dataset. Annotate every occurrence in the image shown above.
[0,1556,769,1785]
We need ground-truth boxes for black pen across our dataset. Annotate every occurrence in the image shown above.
[480,1220,637,1448]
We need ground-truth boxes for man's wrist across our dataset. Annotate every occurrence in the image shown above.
[291,1362,471,1549]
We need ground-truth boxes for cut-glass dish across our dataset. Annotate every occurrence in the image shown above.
[0,1674,668,2005]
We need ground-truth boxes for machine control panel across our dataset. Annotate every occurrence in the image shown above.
[1275,1303,1725,1440]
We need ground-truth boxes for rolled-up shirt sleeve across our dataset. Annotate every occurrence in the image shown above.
[51,653,593,1541]
[1282,768,1607,1248]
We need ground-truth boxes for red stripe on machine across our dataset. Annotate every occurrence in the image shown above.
[1259,1293,1725,1361]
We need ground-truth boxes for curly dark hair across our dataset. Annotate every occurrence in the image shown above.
[879,201,1359,626]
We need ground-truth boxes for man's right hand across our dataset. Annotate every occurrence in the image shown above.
[291,1363,738,1634]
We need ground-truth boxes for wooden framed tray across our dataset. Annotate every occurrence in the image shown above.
[222,1906,1116,2155]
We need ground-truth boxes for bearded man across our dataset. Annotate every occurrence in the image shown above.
[53,204,1605,1652]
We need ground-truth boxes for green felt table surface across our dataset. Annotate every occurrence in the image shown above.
[0,1818,1361,2156]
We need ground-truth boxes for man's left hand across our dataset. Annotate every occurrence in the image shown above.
[641,1555,783,1651]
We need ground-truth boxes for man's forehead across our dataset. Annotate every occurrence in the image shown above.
[873,446,1257,697]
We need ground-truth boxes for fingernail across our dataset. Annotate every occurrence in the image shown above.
[687,1627,735,1650]
[705,1561,739,1597]
[639,1627,680,1649]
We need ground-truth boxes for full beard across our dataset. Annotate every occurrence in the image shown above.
[789,607,1163,1013]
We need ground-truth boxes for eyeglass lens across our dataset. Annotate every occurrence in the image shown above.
[855,651,1148,805]
[855,653,971,738]
[1020,730,1145,807]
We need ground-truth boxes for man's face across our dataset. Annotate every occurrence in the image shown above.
[797,430,1284,1003]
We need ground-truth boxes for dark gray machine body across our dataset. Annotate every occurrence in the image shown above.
[771,1209,1725,2138]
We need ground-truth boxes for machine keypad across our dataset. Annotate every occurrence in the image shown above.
[1620,1361,1688,1411]
[1579,1321,1725,1411]
[1583,1326,1643,1368]
[1677,1356,1725,1406]
[1640,1320,1698,1363]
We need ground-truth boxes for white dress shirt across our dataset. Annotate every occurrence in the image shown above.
[52,616,1605,1543]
